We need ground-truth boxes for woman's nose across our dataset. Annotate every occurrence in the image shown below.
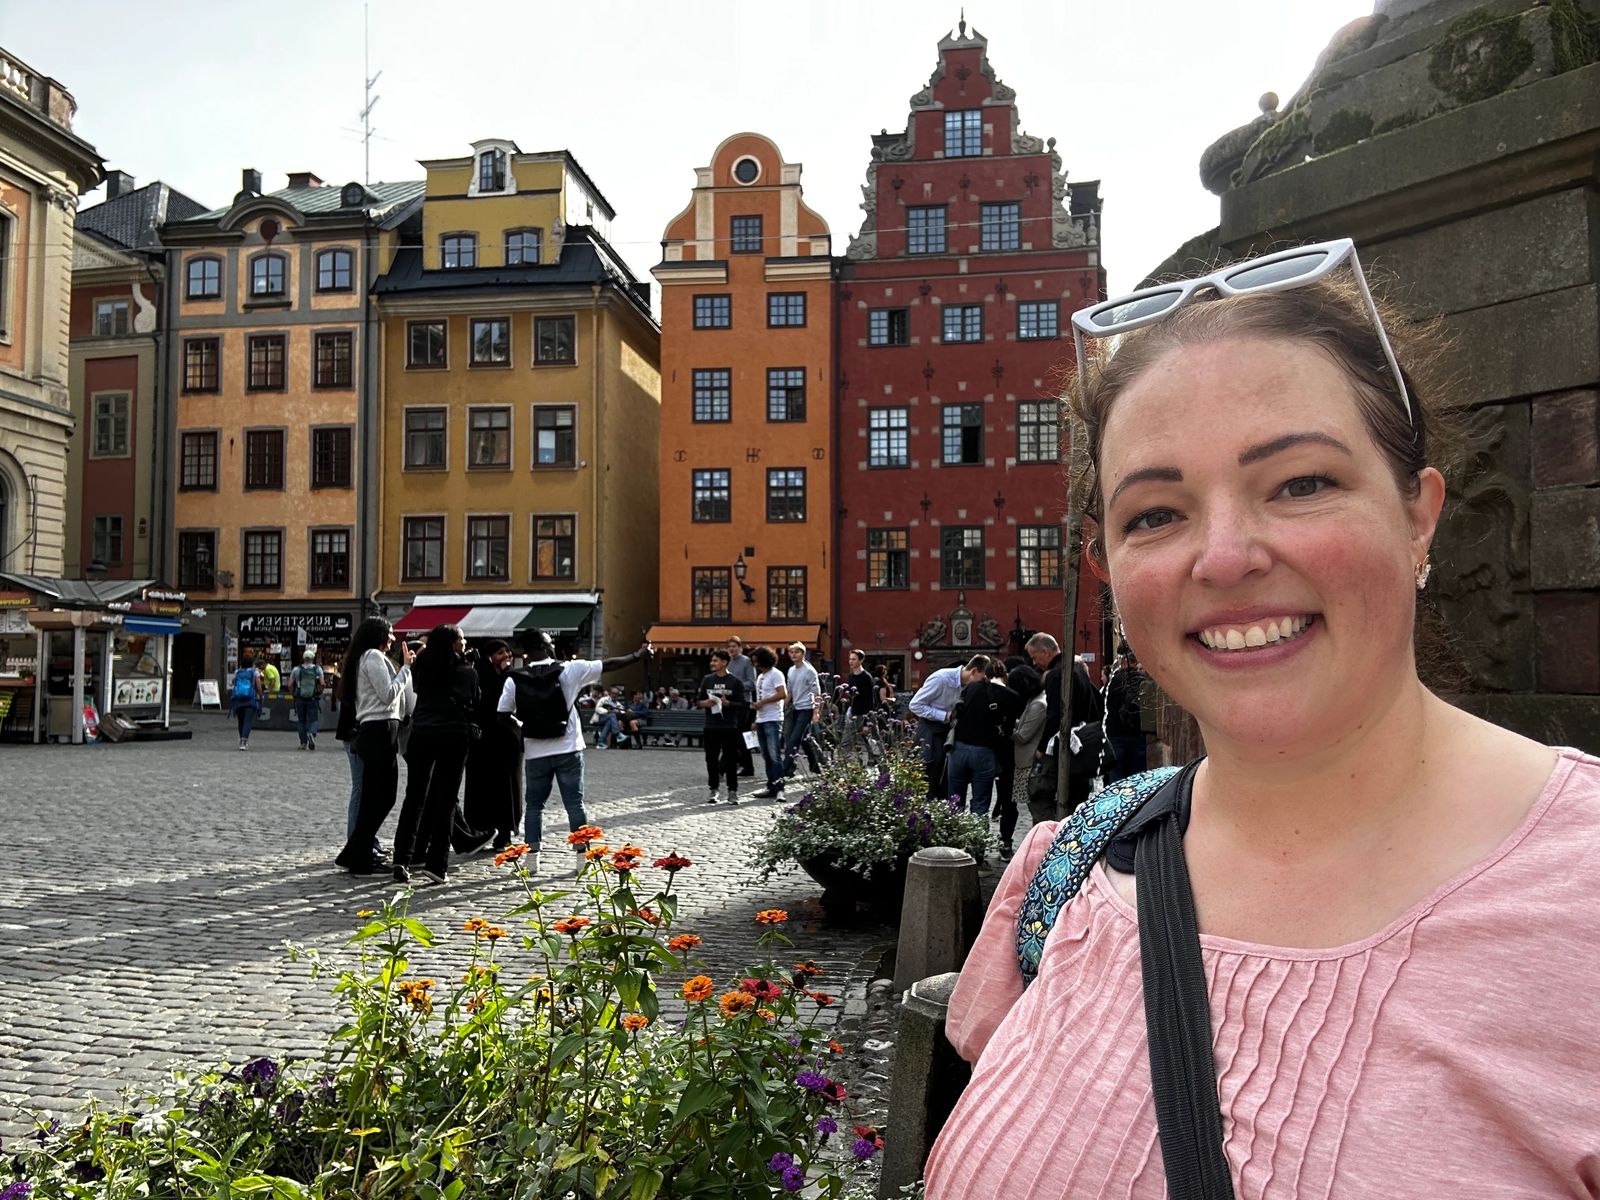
[1190,507,1272,588]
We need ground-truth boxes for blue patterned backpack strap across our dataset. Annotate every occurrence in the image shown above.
[1015,767,1179,986]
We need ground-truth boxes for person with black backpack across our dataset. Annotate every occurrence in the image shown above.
[1102,644,1148,784]
[495,627,652,876]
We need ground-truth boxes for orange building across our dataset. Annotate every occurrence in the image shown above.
[648,134,834,685]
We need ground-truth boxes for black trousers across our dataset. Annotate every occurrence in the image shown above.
[396,727,470,875]
[704,728,742,793]
[994,742,1018,848]
[339,720,399,870]
[462,726,521,841]
[737,706,755,773]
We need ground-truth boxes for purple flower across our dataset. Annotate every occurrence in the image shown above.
[240,1056,279,1097]
[274,1089,306,1126]
[781,1165,805,1191]
[876,771,891,788]
[852,1137,879,1160]
[816,1116,838,1135]
[767,1152,795,1174]
[796,1069,829,1093]
[0,1183,33,1200]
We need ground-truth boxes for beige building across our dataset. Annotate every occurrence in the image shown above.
[0,47,103,575]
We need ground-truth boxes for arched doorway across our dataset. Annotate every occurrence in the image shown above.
[0,451,28,572]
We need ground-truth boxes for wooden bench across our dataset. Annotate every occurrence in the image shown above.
[633,709,705,748]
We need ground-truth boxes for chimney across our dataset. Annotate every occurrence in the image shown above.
[286,171,323,190]
[104,169,135,200]
[241,167,262,195]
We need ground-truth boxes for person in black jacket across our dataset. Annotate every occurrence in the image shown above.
[461,639,521,849]
[697,649,747,806]
[1026,632,1104,817]
[947,666,1023,816]
[1102,643,1149,784]
[393,624,479,885]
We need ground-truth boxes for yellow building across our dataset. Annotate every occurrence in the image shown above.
[160,170,424,689]
[374,140,660,656]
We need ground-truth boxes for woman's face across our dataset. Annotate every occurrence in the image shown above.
[1097,336,1444,757]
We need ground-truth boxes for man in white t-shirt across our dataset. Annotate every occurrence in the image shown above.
[498,628,651,874]
[749,645,789,799]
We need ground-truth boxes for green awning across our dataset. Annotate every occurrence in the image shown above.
[515,603,594,634]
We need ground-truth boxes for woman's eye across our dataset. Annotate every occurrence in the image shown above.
[1124,508,1176,533]
[1279,475,1335,499]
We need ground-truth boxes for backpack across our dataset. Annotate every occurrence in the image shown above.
[510,663,571,739]
[1015,766,1179,984]
[232,668,258,700]
[293,666,321,700]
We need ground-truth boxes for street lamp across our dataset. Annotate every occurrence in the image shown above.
[734,553,755,605]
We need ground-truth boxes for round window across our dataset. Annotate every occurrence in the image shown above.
[732,157,761,185]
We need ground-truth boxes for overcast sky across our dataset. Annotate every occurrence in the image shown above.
[7,0,1371,295]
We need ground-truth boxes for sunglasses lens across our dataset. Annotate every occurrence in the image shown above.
[1090,289,1183,329]
[1224,249,1332,291]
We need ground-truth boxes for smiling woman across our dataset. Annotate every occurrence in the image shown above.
[924,246,1600,1200]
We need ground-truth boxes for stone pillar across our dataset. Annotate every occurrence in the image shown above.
[892,846,981,991]
[878,972,970,1198]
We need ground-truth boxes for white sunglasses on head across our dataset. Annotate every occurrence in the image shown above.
[1071,238,1413,427]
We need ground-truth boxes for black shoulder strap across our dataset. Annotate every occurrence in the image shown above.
[1134,761,1235,1199]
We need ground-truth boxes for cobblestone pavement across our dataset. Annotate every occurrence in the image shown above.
[0,716,914,1134]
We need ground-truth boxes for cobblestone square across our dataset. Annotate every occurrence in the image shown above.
[0,718,905,1133]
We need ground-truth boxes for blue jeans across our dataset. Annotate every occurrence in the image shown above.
[596,713,619,747]
[947,742,998,816]
[783,708,819,774]
[755,720,785,791]
[346,742,380,853]
[524,751,588,850]
[295,698,320,745]
[234,700,258,739]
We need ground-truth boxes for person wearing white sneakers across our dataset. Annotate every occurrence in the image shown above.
[696,649,746,806]
[498,627,652,876]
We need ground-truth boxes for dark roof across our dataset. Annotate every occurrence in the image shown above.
[186,180,423,224]
[76,182,207,252]
[373,225,654,320]
[0,572,153,605]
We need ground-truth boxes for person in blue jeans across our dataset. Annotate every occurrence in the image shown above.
[749,645,788,799]
[230,652,264,750]
[945,669,1022,816]
[781,642,822,777]
[289,650,324,750]
[497,628,653,875]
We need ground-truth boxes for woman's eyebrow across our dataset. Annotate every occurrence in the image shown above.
[1238,431,1353,465]
[1108,466,1182,507]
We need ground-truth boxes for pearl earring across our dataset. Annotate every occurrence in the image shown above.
[1415,560,1432,589]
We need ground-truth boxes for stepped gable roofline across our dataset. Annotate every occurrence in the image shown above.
[76,180,207,252]
[417,145,617,221]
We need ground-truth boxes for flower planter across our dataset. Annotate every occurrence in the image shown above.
[800,852,911,921]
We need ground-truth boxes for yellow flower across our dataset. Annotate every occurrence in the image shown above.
[347,1127,381,1137]
[356,909,376,918]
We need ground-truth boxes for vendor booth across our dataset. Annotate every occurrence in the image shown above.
[0,574,196,744]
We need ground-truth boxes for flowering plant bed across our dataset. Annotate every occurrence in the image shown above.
[7,831,883,1198]
[751,744,990,882]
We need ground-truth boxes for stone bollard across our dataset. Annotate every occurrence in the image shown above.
[878,972,969,1198]
[892,846,981,992]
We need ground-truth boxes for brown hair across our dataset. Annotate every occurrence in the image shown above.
[1070,271,1460,529]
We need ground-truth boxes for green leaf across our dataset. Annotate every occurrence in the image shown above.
[400,917,436,947]
[553,1144,588,1170]
[656,893,679,922]
[378,956,410,986]
[629,1168,665,1200]
[675,1076,721,1121]
[349,919,388,943]
[443,1181,466,1200]
[551,1032,586,1066]
[595,1163,618,1194]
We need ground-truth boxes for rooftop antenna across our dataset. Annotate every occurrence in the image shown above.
[359,0,382,186]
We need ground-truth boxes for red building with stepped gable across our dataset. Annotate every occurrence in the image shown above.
[834,21,1108,688]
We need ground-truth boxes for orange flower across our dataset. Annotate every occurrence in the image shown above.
[755,909,789,926]
[667,934,702,953]
[584,844,611,861]
[465,993,486,1014]
[493,843,530,867]
[808,991,836,1007]
[484,925,508,941]
[621,1014,650,1033]
[611,852,640,875]
[463,918,490,934]
[567,825,605,846]
[718,990,755,1018]
[756,1007,777,1022]
[397,979,436,1014]
[551,916,590,936]
[460,964,499,983]
[632,907,661,926]
[793,960,823,978]
[680,975,714,1002]
[828,1040,845,1054]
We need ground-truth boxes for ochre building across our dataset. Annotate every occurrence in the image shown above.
[649,133,834,687]
[374,140,660,657]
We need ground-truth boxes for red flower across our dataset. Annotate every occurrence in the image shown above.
[821,1080,848,1104]
[739,977,784,1003]
[653,853,693,872]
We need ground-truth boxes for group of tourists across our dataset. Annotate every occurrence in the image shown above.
[226,649,329,751]
[330,619,650,884]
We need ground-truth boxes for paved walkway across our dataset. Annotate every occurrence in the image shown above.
[0,717,903,1132]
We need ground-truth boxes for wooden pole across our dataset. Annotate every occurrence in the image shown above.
[1056,411,1086,814]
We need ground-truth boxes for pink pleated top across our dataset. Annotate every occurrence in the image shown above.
[925,749,1600,1199]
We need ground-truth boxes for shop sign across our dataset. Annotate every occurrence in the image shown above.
[114,677,163,707]
[0,591,32,609]
[0,609,30,634]
[238,612,353,639]
[142,588,187,603]
[149,602,184,617]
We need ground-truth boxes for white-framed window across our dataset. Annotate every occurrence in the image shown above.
[94,298,131,336]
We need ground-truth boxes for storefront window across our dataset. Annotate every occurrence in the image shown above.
[109,633,166,711]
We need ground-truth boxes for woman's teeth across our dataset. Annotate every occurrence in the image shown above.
[1197,616,1312,652]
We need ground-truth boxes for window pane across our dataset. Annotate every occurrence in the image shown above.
[692,468,731,522]
[180,432,218,490]
[467,516,510,580]
[1017,401,1061,463]
[405,409,447,468]
[942,305,982,343]
[533,515,576,580]
[312,427,352,487]
[245,430,285,489]
[767,566,807,620]
[942,405,983,464]
[766,368,806,422]
[248,335,286,389]
[1019,525,1062,587]
[534,406,575,466]
[867,528,910,589]
[691,568,732,621]
[92,394,129,455]
[694,295,731,329]
[868,408,908,467]
[244,531,282,589]
[730,216,762,254]
[692,369,731,422]
[536,316,575,363]
[250,255,285,296]
[184,338,219,391]
[940,526,984,587]
[443,235,477,269]
[314,331,353,387]
[767,293,805,327]
[468,407,511,468]
[404,517,444,581]
[944,109,982,156]
[470,318,510,365]
[907,206,946,255]
[1018,301,1059,340]
[317,249,353,290]
[178,531,216,589]
[506,229,541,265]
[311,528,351,588]
[980,203,1021,252]
[766,468,806,523]
[186,257,220,298]
[408,321,446,367]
